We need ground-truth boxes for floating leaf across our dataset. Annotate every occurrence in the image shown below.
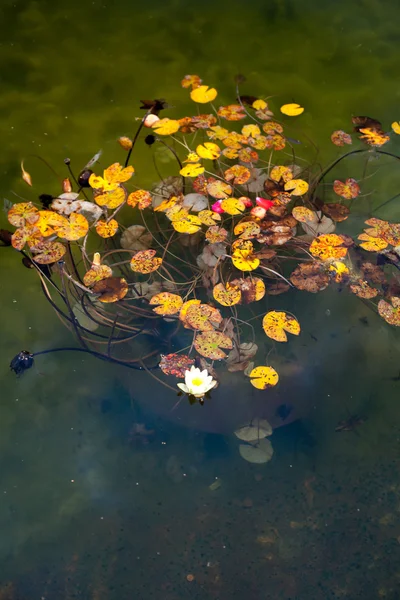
[154,194,182,213]
[83,264,113,286]
[249,365,279,389]
[301,213,336,236]
[378,297,400,326]
[11,225,42,251]
[350,279,379,299]
[331,130,352,146]
[262,311,300,342]
[234,418,272,441]
[172,213,202,234]
[220,198,246,215]
[90,163,134,192]
[284,179,309,196]
[192,174,208,194]
[166,206,189,222]
[238,147,259,163]
[213,282,241,306]
[206,225,228,243]
[118,136,133,150]
[292,207,317,223]
[130,249,162,273]
[252,99,267,110]
[7,202,39,227]
[392,122,400,135]
[207,180,232,199]
[52,197,103,221]
[242,124,261,138]
[96,219,118,238]
[232,240,260,271]
[93,277,128,303]
[191,114,217,129]
[230,276,266,303]
[159,353,195,378]
[190,85,218,103]
[179,299,201,323]
[198,210,221,226]
[280,103,304,116]
[359,127,390,147]
[263,121,284,135]
[333,178,360,200]
[221,131,246,148]
[194,331,233,360]
[321,203,350,222]
[151,118,180,135]
[196,142,221,160]
[181,74,202,89]
[180,163,205,178]
[185,304,222,331]
[309,234,349,261]
[234,220,261,239]
[207,125,230,141]
[217,104,246,121]
[328,261,350,283]
[270,165,293,184]
[55,212,89,241]
[104,163,134,184]
[358,233,388,251]
[95,186,126,209]
[352,116,383,131]
[35,210,68,236]
[31,241,66,264]
[224,165,251,185]
[149,292,183,315]
[239,438,274,464]
[127,189,152,209]
[290,262,330,293]
[183,194,208,212]
[363,218,400,246]
[184,151,200,163]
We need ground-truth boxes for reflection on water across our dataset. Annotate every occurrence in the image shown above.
[1,0,400,597]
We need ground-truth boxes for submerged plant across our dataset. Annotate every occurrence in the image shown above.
[4,73,400,401]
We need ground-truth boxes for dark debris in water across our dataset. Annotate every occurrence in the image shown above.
[9,350,34,376]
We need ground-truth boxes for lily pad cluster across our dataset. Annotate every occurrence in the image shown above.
[6,75,400,399]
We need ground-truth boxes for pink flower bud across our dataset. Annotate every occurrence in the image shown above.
[239,196,252,208]
[211,200,224,214]
[251,206,267,219]
[144,114,160,128]
[256,197,275,210]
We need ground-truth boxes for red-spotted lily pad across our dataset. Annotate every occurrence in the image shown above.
[159,353,195,378]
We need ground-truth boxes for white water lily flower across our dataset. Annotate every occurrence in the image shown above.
[177,366,217,398]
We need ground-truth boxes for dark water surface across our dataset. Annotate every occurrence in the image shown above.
[1,0,400,598]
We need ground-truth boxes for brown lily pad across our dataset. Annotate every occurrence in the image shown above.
[290,262,330,293]
[321,203,350,222]
[92,277,129,303]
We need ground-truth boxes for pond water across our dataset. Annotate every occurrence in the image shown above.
[1,0,400,597]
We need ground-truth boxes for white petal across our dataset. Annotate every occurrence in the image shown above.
[177,383,189,393]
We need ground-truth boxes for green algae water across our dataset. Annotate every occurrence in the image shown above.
[2,0,400,597]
